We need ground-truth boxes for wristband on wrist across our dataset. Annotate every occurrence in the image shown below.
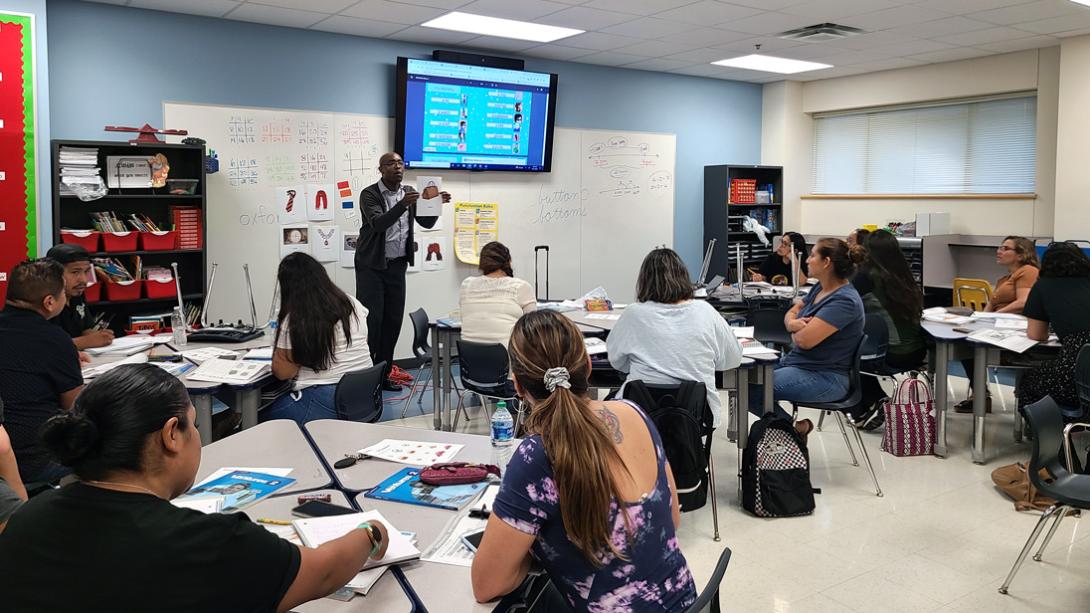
[357,522,382,557]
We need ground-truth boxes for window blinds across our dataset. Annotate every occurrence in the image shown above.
[812,96,1036,195]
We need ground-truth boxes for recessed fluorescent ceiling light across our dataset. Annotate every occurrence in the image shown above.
[712,54,832,74]
[421,12,584,43]
[1070,0,1090,7]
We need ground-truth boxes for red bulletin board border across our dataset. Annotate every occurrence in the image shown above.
[0,12,36,303]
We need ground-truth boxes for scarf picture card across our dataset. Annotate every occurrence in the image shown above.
[311,225,339,262]
[273,185,305,224]
[306,183,335,222]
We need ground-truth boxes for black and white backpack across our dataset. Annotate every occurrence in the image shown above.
[741,414,816,517]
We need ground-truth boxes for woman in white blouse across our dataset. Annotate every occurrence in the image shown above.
[459,242,536,348]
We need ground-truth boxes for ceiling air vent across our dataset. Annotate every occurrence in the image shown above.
[778,23,863,43]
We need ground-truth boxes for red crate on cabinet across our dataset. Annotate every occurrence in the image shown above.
[170,205,203,250]
[729,179,757,204]
[143,278,177,299]
[61,230,101,251]
[140,230,178,251]
[101,231,138,252]
[84,282,102,303]
[103,279,142,301]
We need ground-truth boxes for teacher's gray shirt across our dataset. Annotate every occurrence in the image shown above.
[379,179,409,260]
[608,300,743,428]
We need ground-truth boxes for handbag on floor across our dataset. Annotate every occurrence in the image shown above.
[991,462,1056,512]
[880,377,936,457]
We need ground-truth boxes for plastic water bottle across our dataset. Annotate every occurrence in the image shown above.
[171,307,187,347]
[490,401,514,448]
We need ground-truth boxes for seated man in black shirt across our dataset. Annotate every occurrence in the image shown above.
[45,244,114,350]
[0,259,85,483]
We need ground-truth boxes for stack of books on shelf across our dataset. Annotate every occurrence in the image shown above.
[90,211,164,233]
[92,257,136,283]
[58,146,102,195]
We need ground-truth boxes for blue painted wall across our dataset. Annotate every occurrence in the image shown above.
[3,0,50,254]
[45,0,761,268]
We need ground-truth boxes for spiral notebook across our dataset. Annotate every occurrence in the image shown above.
[292,510,420,571]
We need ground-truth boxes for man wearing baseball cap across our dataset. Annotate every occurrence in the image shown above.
[45,244,114,350]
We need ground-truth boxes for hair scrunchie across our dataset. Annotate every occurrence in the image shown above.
[543,367,571,393]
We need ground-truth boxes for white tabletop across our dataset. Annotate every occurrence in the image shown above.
[195,420,332,493]
[243,489,414,613]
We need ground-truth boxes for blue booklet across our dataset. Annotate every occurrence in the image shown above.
[365,467,488,511]
[175,470,296,512]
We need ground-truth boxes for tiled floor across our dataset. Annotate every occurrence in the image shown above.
[388,380,1090,613]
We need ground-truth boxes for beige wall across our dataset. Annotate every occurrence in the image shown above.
[1053,35,1090,241]
[763,49,1060,239]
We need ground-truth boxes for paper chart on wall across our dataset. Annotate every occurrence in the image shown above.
[341,232,358,268]
[311,225,338,262]
[306,184,335,222]
[280,224,310,257]
[453,202,499,265]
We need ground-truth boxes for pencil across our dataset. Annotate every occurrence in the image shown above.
[256,518,292,526]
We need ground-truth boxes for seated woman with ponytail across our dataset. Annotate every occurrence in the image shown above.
[0,364,389,613]
[471,310,696,611]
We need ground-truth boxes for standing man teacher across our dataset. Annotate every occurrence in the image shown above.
[355,152,450,390]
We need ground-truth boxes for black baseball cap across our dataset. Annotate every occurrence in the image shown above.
[46,243,91,264]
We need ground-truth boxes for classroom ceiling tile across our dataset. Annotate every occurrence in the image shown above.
[870,38,957,57]
[666,47,743,64]
[384,24,477,44]
[623,57,695,72]
[656,27,751,47]
[248,0,356,13]
[779,0,900,21]
[672,63,741,78]
[385,0,473,7]
[652,1,763,27]
[521,44,595,60]
[225,2,328,27]
[559,31,642,50]
[969,0,1085,26]
[456,0,572,21]
[1015,12,1090,35]
[570,50,647,66]
[907,46,994,63]
[933,25,1029,46]
[976,34,1061,52]
[309,15,408,37]
[538,6,636,30]
[600,17,702,39]
[721,11,816,35]
[581,0,697,16]
[712,35,802,53]
[844,6,956,31]
[725,0,808,9]
[913,0,1029,15]
[613,39,699,58]
[128,0,238,17]
[886,15,993,39]
[340,0,447,24]
[816,30,916,51]
[460,35,541,51]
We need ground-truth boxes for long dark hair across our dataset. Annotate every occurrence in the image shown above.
[863,231,922,324]
[40,364,191,480]
[1040,242,1090,278]
[509,311,632,565]
[782,232,810,275]
[478,241,513,277]
[636,248,693,303]
[275,252,356,371]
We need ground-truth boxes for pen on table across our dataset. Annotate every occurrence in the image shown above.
[256,518,293,526]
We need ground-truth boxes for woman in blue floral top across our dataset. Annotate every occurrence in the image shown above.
[471,310,696,612]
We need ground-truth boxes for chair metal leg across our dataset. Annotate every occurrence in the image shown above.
[817,411,826,431]
[708,454,720,542]
[992,369,1009,413]
[400,374,423,419]
[453,392,469,430]
[1000,504,1064,594]
[848,419,883,497]
[1033,506,1070,561]
[834,412,859,466]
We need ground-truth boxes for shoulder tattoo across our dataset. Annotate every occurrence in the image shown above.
[595,406,623,444]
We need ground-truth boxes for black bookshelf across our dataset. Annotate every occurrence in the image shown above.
[703,164,783,282]
[51,139,207,333]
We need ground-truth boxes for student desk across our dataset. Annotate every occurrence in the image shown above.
[922,319,1059,464]
[244,489,416,613]
[305,420,496,612]
[195,420,332,493]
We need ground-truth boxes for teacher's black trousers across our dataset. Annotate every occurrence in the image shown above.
[355,257,408,379]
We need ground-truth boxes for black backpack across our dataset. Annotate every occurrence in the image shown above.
[622,380,711,511]
[742,414,816,517]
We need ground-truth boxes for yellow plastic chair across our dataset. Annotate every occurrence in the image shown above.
[953,278,993,312]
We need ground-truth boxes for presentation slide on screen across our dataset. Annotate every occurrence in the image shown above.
[402,60,552,171]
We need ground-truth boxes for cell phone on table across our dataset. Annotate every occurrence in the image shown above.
[460,529,486,552]
[291,501,357,518]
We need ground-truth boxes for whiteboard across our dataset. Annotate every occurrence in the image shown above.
[164,102,674,359]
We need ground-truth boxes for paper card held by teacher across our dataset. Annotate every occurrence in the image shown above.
[417,176,443,217]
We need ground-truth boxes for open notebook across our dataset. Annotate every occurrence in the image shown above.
[293,510,420,571]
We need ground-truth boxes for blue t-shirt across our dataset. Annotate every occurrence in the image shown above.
[493,401,697,612]
[781,283,864,375]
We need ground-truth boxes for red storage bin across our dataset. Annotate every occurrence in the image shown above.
[83,282,102,303]
[143,278,177,300]
[60,230,100,252]
[101,231,138,252]
[140,230,178,251]
[103,280,142,302]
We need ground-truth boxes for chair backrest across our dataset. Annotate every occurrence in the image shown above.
[952,277,993,311]
[408,308,430,359]
[334,361,386,423]
[1075,344,1090,412]
[686,547,732,613]
[861,312,890,363]
[455,340,511,389]
[1021,396,1071,497]
[839,333,868,408]
[748,306,792,349]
